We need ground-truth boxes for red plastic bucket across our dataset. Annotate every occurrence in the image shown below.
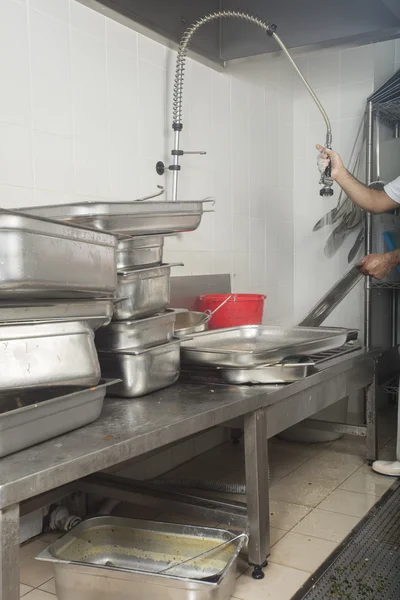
[198,294,266,330]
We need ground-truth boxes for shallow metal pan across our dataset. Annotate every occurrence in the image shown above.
[116,235,164,269]
[0,321,101,390]
[36,516,245,600]
[220,360,315,384]
[114,263,181,321]
[0,299,114,330]
[180,325,349,368]
[95,311,176,351]
[98,340,180,397]
[0,380,118,458]
[0,210,117,298]
[22,200,214,237]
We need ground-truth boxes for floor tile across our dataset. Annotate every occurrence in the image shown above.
[269,531,337,573]
[39,579,56,594]
[23,590,55,599]
[234,562,310,600]
[269,499,312,530]
[327,434,367,457]
[20,542,54,588]
[20,539,48,561]
[20,584,33,597]
[292,508,360,543]
[339,464,395,497]
[317,488,379,518]
[38,533,61,544]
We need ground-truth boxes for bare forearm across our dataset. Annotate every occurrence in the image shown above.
[335,168,379,211]
[388,249,400,267]
[335,168,396,213]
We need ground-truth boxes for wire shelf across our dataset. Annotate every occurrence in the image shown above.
[368,281,400,290]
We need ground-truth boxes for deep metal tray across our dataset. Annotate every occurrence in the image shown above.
[0,321,101,390]
[116,235,164,270]
[114,263,181,321]
[0,380,118,458]
[180,326,349,368]
[22,200,214,236]
[95,311,176,351]
[0,299,114,330]
[99,340,180,397]
[0,210,117,298]
[36,516,245,600]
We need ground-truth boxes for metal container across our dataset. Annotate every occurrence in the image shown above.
[36,516,245,600]
[23,200,214,237]
[0,211,117,298]
[114,264,181,321]
[116,235,164,270]
[0,380,118,458]
[174,310,209,337]
[299,266,363,327]
[95,311,176,351]
[220,360,315,384]
[98,340,180,397]
[0,299,114,330]
[180,325,349,368]
[0,321,101,390]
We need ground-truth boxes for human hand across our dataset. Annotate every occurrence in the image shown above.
[316,145,345,180]
[358,253,394,279]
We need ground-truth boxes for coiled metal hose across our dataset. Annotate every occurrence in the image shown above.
[172,10,331,140]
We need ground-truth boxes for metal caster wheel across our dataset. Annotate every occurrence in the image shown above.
[251,565,266,580]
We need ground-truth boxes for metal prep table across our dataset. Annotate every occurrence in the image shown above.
[0,347,378,599]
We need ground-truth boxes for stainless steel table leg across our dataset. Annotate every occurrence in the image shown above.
[396,377,400,462]
[0,504,20,600]
[366,375,378,464]
[244,408,270,580]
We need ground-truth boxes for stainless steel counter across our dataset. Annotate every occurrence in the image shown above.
[0,348,378,599]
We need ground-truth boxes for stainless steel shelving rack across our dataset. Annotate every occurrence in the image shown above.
[365,69,400,395]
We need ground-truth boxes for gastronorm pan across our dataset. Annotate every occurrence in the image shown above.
[98,340,180,397]
[116,235,164,269]
[0,299,114,330]
[0,380,118,458]
[36,516,246,600]
[0,321,101,390]
[114,264,181,321]
[180,325,349,368]
[0,210,117,298]
[95,311,176,350]
[22,200,214,237]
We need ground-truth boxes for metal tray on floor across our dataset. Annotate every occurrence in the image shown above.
[0,321,101,390]
[22,200,214,237]
[36,516,245,600]
[0,299,114,330]
[0,379,118,458]
[98,340,180,397]
[95,310,176,350]
[0,210,117,298]
[180,325,349,368]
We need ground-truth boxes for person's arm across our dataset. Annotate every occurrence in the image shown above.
[359,250,400,279]
[316,145,398,214]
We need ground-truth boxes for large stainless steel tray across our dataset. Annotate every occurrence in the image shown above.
[0,299,114,330]
[299,266,363,327]
[98,340,180,397]
[116,235,164,270]
[95,310,176,351]
[0,321,101,390]
[221,359,316,384]
[0,380,118,458]
[37,516,245,600]
[180,326,349,368]
[114,264,181,321]
[22,200,214,236]
[0,211,117,298]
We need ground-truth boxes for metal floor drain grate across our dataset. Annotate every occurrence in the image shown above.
[291,481,400,600]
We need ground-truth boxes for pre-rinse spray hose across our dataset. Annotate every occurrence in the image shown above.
[170,10,333,200]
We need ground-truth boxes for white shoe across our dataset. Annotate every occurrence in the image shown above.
[371,460,400,477]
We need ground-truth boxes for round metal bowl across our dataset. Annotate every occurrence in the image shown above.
[174,311,209,337]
